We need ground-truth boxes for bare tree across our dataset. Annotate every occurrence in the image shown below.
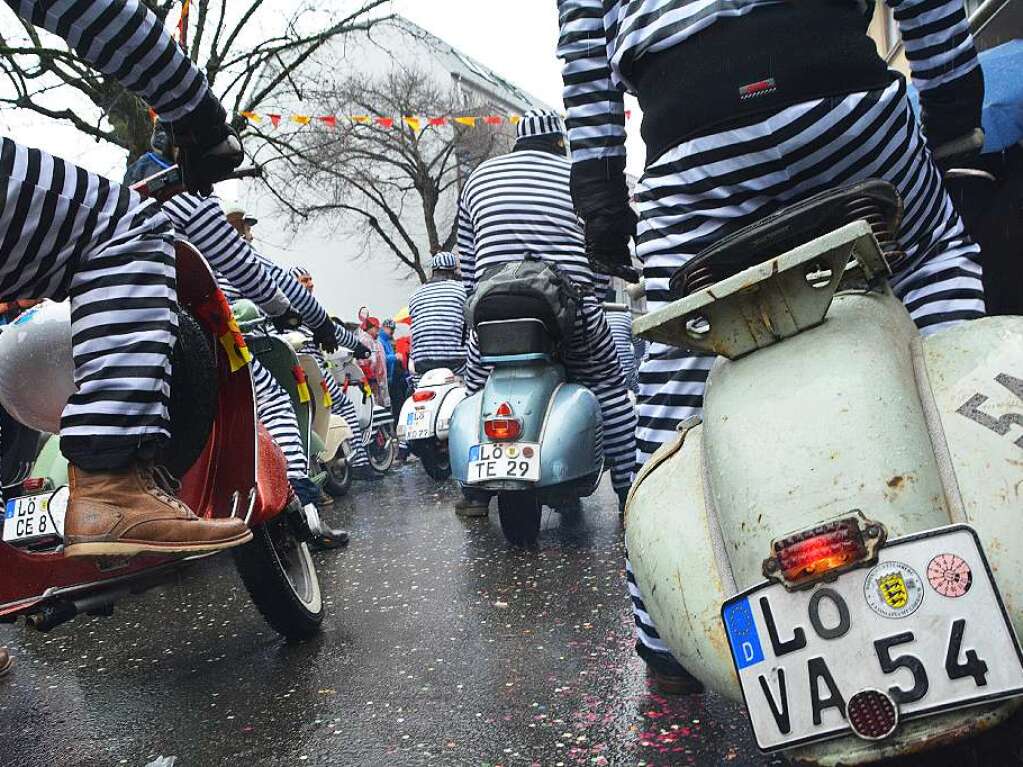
[271,68,510,283]
[0,0,390,160]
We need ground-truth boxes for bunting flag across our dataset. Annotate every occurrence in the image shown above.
[292,365,311,403]
[237,111,637,130]
[194,290,252,373]
[177,0,190,48]
[320,379,333,408]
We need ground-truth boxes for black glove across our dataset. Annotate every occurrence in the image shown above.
[583,207,637,276]
[312,320,339,354]
[570,156,636,276]
[166,92,244,196]
[353,342,372,360]
[270,309,303,333]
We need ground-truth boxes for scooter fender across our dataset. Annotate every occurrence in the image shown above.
[435,384,468,441]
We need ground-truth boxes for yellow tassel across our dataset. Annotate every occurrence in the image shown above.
[296,381,311,403]
[321,380,333,408]
[219,331,247,372]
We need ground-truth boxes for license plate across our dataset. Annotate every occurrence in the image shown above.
[723,526,1023,752]
[466,442,540,483]
[404,408,433,440]
[3,492,63,544]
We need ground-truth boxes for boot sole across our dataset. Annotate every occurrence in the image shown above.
[455,507,489,518]
[63,530,253,559]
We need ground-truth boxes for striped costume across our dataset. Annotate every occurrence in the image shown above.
[408,278,467,379]
[1,0,213,469]
[458,144,637,492]
[604,307,639,393]
[559,0,986,671]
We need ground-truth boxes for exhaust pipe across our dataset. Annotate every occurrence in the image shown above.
[26,587,130,632]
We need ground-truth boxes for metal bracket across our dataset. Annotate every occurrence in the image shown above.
[635,221,887,359]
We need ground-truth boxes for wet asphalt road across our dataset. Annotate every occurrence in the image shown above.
[2,463,1022,767]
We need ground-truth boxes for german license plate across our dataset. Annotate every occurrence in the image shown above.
[466,442,540,484]
[3,492,62,544]
[722,526,1023,752]
[404,408,433,440]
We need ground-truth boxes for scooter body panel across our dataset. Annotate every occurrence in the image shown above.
[626,222,1023,763]
[450,362,603,493]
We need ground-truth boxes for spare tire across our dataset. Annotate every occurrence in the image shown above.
[156,310,218,476]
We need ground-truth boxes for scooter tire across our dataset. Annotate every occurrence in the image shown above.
[233,515,323,640]
[322,458,352,497]
[367,426,398,474]
[419,445,451,482]
[498,491,541,547]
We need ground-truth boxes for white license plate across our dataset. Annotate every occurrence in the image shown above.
[723,526,1023,752]
[404,408,433,440]
[466,442,540,484]
[3,492,63,544]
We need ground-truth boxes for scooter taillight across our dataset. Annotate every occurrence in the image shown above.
[412,390,436,402]
[484,409,521,441]
[763,515,886,590]
[21,477,46,493]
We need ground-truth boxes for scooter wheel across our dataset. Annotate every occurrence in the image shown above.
[322,458,352,497]
[497,491,541,546]
[233,515,323,640]
[419,443,451,481]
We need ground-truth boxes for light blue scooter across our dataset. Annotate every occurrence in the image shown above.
[449,311,605,545]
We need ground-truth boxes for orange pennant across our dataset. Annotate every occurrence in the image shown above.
[453,116,476,127]
[240,111,261,123]
[351,115,371,124]
[403,116,421,132]
[291,115,311,125]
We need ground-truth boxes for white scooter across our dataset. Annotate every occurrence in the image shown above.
[325,348,398,474]
[628,179,1023,765]
[397,368,467,481]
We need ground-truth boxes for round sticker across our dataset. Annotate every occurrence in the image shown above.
[927,553,973,598]
[863,561,925,619]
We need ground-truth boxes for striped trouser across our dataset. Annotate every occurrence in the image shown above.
[464,296,637,491]
[627,79,986,670]
[250,358,306,480]
[1,137,179,470]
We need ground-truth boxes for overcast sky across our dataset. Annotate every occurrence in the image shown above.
[0,1,643,316]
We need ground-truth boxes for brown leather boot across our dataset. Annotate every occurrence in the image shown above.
[0,647,12,678]
[64,463,252,558]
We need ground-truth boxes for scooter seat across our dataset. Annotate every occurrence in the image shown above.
[669,179,903,298]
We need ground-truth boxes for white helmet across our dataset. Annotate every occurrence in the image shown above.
[0,301,75,434]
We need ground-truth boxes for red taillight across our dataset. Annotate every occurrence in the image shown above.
[484,418,522,441]
[495,401,513,417]
[764,517,884,590]
[22,478,46,493]
[412,390,436,402]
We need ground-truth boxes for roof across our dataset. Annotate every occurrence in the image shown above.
[387,16,557,114]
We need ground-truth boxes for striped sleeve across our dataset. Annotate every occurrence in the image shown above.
[456,189,478,297]
[557,0,627,164]
[161,194,289,315]
[885,0,978,92]
[10,0,209,122]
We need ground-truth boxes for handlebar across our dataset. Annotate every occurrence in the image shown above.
[130,164,263,201]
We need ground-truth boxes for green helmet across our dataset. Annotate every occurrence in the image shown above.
[232,299,261,324]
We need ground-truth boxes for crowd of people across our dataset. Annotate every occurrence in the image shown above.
[0,0,1000,710]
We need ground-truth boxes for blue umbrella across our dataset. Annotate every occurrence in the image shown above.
[907,38,1023,154]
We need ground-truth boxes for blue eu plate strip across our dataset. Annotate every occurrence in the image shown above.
[723,597,764,669]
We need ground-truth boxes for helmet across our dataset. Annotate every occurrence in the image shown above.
[0,301,75,434]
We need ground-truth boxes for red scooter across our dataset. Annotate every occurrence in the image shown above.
[0,167,323,639]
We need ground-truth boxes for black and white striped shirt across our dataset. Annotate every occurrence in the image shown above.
[162,195,289,316]
[557,0,980,162]
[10,0,210,123]
[217,253,360,350]
[605,308,638,391]
[457,149,603,295]
[408,279,467,365]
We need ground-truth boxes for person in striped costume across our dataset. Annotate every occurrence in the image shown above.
[286,266,380,481]
[457,110,637,511]
[1,0,257,559]
[604,303,639,394]
[408,252,468,383]
[558,0,987,693]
